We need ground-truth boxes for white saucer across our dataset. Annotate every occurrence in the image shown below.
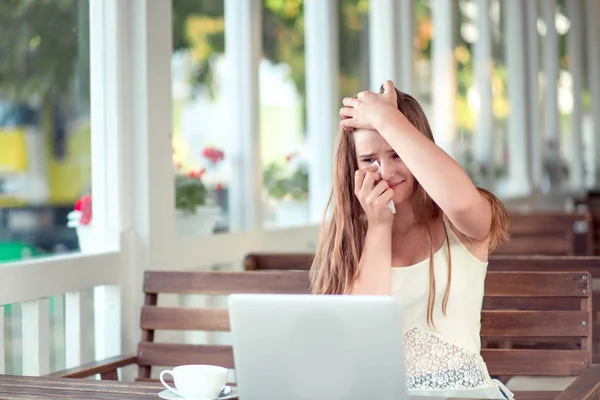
[158,386,238,400]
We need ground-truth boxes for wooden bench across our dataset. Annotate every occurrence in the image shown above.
[48,270,597,400]
[244,253,600,361]
[576,190,600,256]
[243,251,600,274]
[494,210,594,256]
[487,256,600,362]
[244,252,314,271]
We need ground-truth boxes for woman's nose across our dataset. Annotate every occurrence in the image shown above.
[379,161,395,180]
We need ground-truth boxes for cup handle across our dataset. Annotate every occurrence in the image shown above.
[159,370,181,396]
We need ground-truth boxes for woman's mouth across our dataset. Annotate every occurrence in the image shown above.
[389,181,404,190]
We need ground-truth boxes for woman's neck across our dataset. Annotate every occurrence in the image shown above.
[391,200,418,236]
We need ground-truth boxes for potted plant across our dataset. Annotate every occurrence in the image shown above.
[175,168,208,214]
[67,194,94,252]
[263,153,309,227]
[174,146,224,235]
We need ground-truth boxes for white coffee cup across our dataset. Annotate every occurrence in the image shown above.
[159,364,227,399]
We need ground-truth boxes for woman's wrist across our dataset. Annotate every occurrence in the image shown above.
[373,105,402,134]
[366,221,392,235]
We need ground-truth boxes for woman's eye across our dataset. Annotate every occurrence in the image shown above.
[393,153,400,159]
[361,158,374,164]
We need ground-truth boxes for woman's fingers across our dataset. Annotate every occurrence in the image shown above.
[369,179,389,198]
[380,188,394,203]
[361,171,377,192]
[354,169,366,196]
[342,97,358,107]
[339,107,354,118]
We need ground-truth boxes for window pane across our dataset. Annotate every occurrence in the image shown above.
[171,0,231,235]
[2,303,22,375]
[261,0,309,229]
[557,0,578,189]
[0,1,91,263]
[339,0,370,100]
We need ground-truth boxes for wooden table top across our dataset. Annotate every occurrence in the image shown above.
[0,375,561,400]
[0,375,163,400]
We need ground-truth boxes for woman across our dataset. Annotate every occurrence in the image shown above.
[309,81,513,399]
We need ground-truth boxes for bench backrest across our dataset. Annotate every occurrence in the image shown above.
[494,210,593,255]
[480,271,591,376]
[138,271,311,379]
[576,191,600,255]
[244,253,600,274]
[137,270,591,379]
[244,252,313,271]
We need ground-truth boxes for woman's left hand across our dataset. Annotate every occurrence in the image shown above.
[340,80,398,131]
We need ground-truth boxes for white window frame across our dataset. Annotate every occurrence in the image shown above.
[167,0,325,276]
[0,0,125,373]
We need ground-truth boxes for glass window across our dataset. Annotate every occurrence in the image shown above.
[557,0,580,189]
[0,0,91,263]
[415,0,433,103]
[338,0,370,99]
[454,0,509,192]
[171,0,230,235]
[260,0,309,229]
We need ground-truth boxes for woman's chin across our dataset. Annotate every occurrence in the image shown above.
[392,188,414,206]
[392,194,410,206]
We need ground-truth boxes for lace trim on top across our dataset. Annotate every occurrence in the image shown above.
[405,327,495,391]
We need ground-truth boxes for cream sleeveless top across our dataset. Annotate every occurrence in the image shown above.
[391,219,514,399]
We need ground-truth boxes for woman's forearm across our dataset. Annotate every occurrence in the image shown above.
[376,111,492,240]
[349,224,392,295]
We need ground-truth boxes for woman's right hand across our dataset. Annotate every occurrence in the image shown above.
[354,165,395,226]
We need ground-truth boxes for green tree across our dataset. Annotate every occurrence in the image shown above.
[172,0,372,103]
[0,0,85,103]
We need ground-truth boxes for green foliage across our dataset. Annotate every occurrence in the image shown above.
[263,162,308,201]
[0,0,86,102]
[175,174,207,214]
[171,0,371,103]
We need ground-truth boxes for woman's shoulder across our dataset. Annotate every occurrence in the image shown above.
[444,217,490,264]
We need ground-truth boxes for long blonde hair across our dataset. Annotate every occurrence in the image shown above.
[309,89,510,327]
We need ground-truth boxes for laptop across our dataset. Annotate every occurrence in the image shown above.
[229,294,414,400]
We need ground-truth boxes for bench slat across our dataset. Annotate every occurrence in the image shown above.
[144,271,311,295]
[482,297,581,310]
[484,272,589,297]
[481,310,589,337]
[137,343,234,369]
[482,349,588,376]
[507,212,589,234]
[141,307,590,339]
[141,307,230,331]
[495,237,572,255]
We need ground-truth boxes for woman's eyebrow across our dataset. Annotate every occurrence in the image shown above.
[358,153,376,158]
[359,150,395,158]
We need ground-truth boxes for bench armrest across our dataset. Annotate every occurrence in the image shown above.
[554,366,600,400]
[45,354,137,380]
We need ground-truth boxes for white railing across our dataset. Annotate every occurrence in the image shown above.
[0,225,320,377]
[0,306,4,374]
[0,251,121,376]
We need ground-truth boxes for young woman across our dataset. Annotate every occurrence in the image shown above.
[309,81,513,399]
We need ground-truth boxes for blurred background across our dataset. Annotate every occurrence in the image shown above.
[0,0,599,378]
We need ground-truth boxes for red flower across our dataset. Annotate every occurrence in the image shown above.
[187,168,206,180]
[202,147,225,164]
[216,182,224,191]
[74,195,92,226]
[175,162,183,170]
[285,152,297,163]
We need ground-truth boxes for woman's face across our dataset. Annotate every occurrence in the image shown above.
[353,129,415,205]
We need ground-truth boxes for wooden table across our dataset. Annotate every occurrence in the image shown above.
[0,375,163,399]
[0,375,562,399]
